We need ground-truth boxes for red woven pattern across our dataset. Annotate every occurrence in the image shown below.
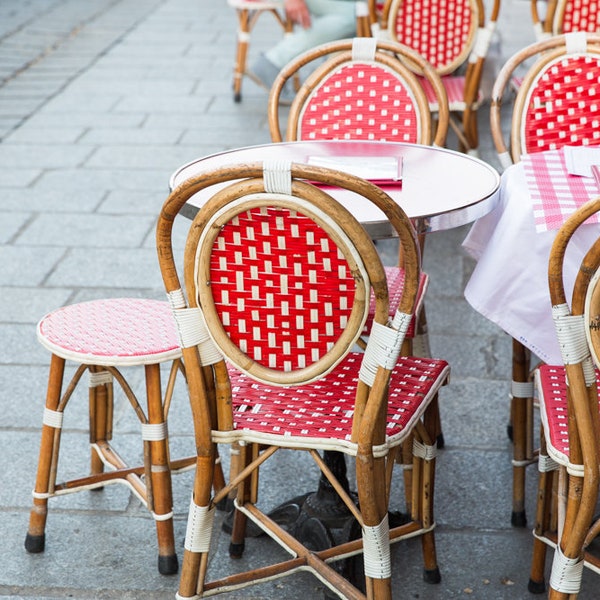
[537,364,600,459]
[561,0,600,33]
[523,55,600,154]
[392,0,474,71]
[210,207,358,371]
[38,298,180,358]
[229,354,449,442]
[298,63,420,142]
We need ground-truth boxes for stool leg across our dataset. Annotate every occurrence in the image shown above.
[145,363,178,575]
[25,354,66,553]
[89,367,113,481]
[232,9,250,103]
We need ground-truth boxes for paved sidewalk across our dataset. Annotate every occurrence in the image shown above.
[0,0,596,598]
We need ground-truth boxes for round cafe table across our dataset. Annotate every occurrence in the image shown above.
[170,140,500,238]
[169,139,500,565]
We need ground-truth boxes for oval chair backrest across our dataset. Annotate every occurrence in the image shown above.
[289,48,432,144]
[385,0,481,75]
[514,46,600,155]
[555,0,600,34]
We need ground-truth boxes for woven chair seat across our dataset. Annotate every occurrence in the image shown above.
[536,363,600,466]
[37,298,181,366]
[421,75,483,112]
[217,353,449,454]
[227,0,282,9]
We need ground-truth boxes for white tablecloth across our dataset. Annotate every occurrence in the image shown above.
[463,161,600,365]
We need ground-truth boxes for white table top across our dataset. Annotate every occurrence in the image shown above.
[463,160,600,365]
[171,140,500,238]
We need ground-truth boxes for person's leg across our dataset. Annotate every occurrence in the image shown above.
[266,0,357,68]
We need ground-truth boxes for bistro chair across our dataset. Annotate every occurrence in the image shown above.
[528,197,600,596]
[226,0,293,103]
[369,0,501,156]
[532,0,600,39]
[156,161,450,599]
[268,35,449,444]
[488,30,600,528]
[24,297,200,574]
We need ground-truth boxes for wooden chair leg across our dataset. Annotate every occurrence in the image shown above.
[511,339,533,527]
[89,366,113,480]
[25,353,66,554]
[145,363,178,575]
[232,9,250,102]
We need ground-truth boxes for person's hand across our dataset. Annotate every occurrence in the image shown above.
[284,0,311,28]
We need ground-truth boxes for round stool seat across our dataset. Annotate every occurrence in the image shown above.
[37,298,181,366]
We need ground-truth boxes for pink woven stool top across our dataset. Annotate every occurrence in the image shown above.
[37,298,181,366]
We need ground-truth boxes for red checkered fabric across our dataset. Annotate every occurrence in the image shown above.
[297,63,421,142]
[37,298,181,364]
[228,353,449,446]
[561,0,600,33]
[210,207,362,371]
[522,148,600,232]
[391,0,475,73]
[522,55,600,155]
[536,364,600,464]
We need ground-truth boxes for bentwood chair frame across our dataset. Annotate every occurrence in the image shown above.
[368,0,501,156]
[489,31,600,527]
[157,161,450,599]
[226,0,293,103]
[24,297,199,574]
[528,197,600,597]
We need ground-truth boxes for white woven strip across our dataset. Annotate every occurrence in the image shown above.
[355,1,368,17]
[499,151,512,170]
[167,288,186,310]
[390,309,411,334]
[552,305,589,365]
[43,408,63,429]
[538,454,558,472]
[263,160,292,195]
[184,497,215,553]
[471,24,493,61]
[175,594,199,600]
[549,544,584,594]
[413,439,437,461]
[171,306,222,365]
[565,31,588,54]
[89,370,113,387]
[582,356,596,387]
[237,31,250,43]
[359,321,404,387]
[511,379,534,398]
[32,490,51,499]
[152,510,174,522]
[352,36,376,61]
[363,515,391,579]
[141,422,168,441]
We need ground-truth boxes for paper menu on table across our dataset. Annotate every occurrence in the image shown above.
[306,155,402,184]
[563,145,600,177]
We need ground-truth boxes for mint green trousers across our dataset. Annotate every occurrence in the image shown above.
[265,0,357,68]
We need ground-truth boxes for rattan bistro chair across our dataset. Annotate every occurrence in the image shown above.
[24,297,198,574]
[157,161,450,599]
[227,0,293,103]
[527,198,600,596]
[488,31,600,528]
[268,36,449,147]
[370,0,501,156]
[532,0,600,39]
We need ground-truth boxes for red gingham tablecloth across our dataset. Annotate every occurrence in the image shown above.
[522,148,600,233]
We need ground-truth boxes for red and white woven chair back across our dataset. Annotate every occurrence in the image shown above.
[201,204,368,379]
[296,62,424,142]
[385,0,480,75]
[557,0,600,33]
[517,42,600,154]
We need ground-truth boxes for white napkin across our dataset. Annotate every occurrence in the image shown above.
[564,145,600,177]
[306,155,402,182]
